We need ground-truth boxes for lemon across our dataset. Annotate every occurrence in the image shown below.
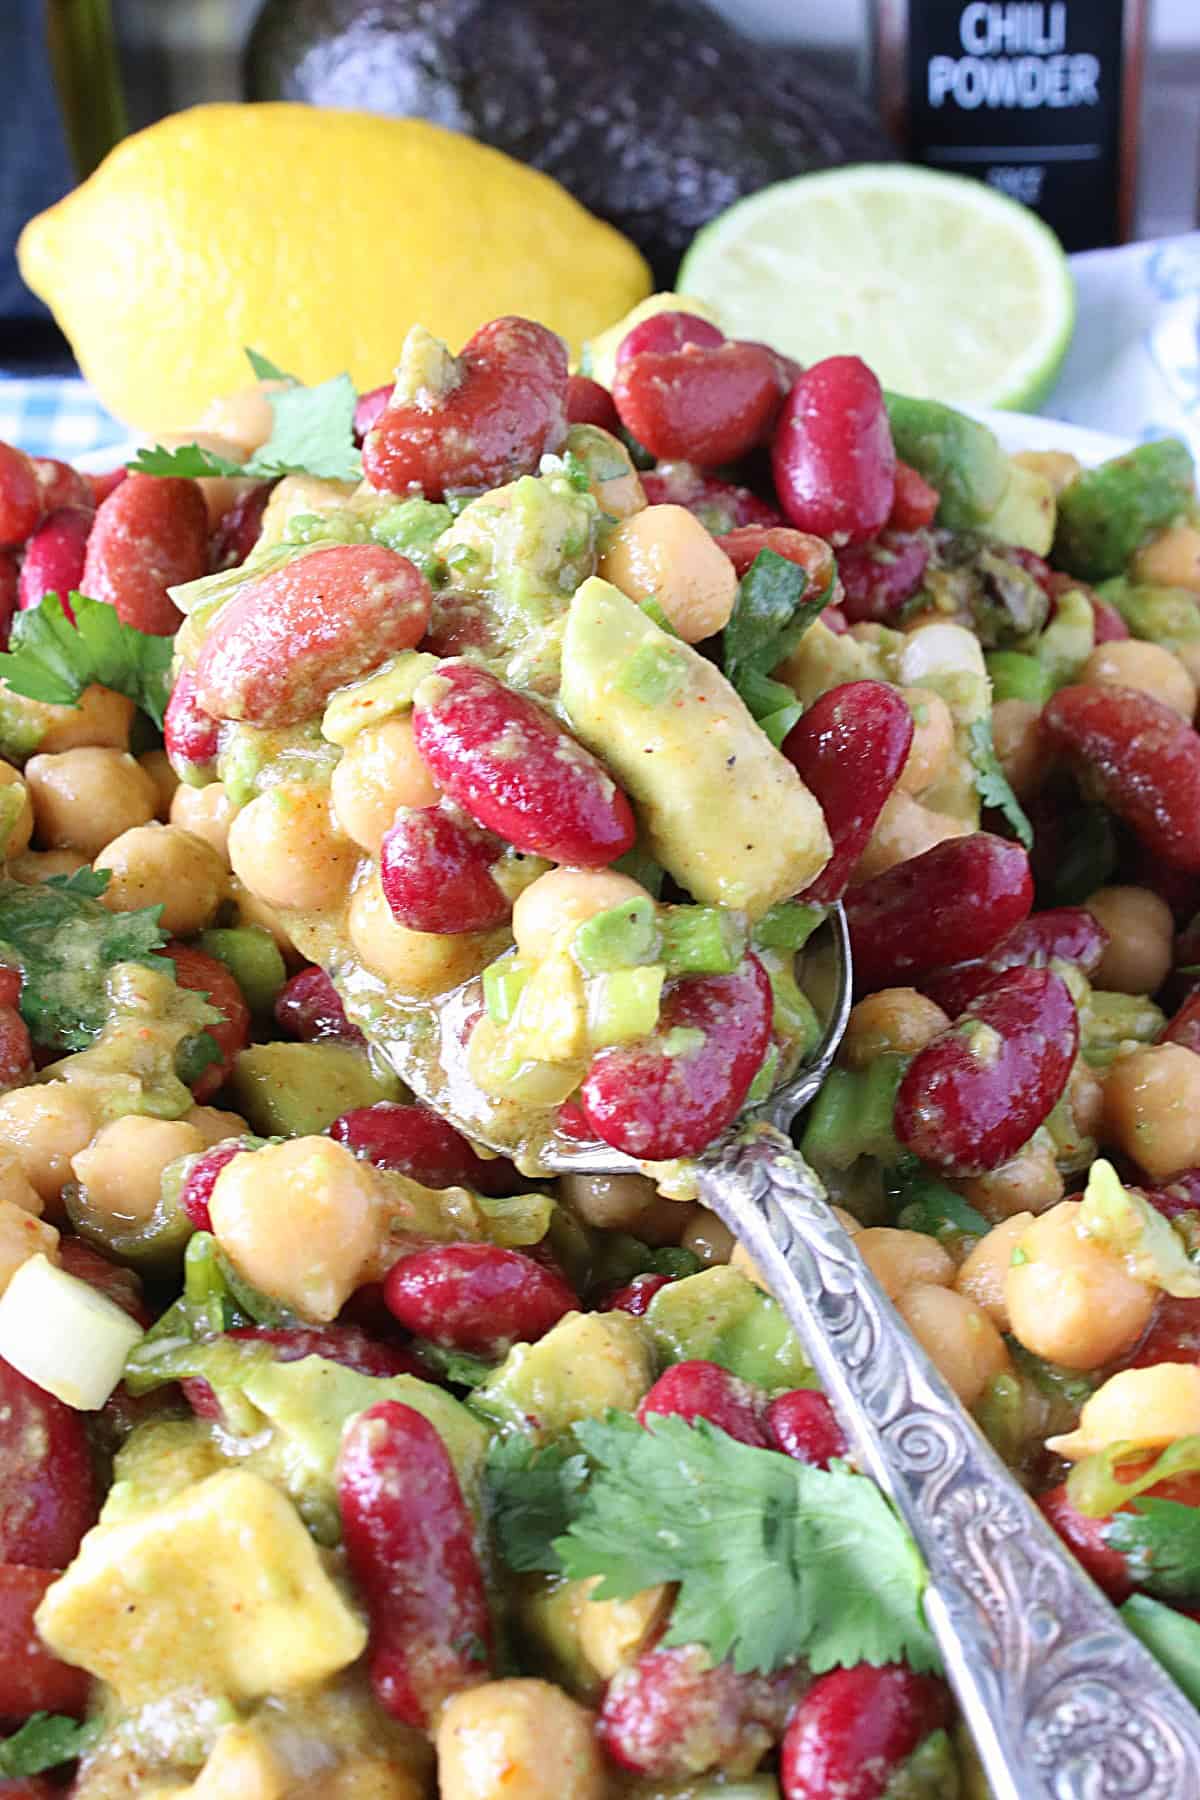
[19,104,651,433]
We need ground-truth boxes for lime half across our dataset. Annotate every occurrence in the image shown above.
[677,164,1075,410]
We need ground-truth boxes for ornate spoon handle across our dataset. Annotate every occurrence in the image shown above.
[698,1131,1200,1800]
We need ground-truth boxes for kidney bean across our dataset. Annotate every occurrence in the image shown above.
[0,1009,31,1094]
[31,458,91,515]
[920,906,1109,1017]
[208,481,272,573]
[412,660,635,865]
[637,1359,770,1447]
[81,473,207,634]
[601,1271,677,1315]
[765,1389,848,1468]
[771,356,895,547]
[1139,1170,1200,1220]
[0,971,20,1011]
[895,966,1078,1174]
[0,445,44,549]
[844,833,1034,992]
[338,1400,491,1725]
[17,506,93,617]
[1162,992,1200,1056]
[565,374,621,433]
[274,964,365,1046]
[384,1243,576,1356]
[164,940,251,1102]
[0,1779,58,1798]
[618,311,726,364]
[379,807,510,935]
[613,341,785,466]
[163,668,220,773]
[600,1641,806,1779]
[836,532,930,625]
[354,382,392,443]
[1090,593,1132,643]
[0,554,15,648]
[1043,684,1200,871]
[329,1101,518,1194]
[194,543,431,729]
[643,467,782,532]
[184,1323,423,1421]
[581,957,774,1159]
[716,524,837,596]
[1126,1295,1200,1368]
[56,1238,149,1325]
[178,1141,244,1231]
[85,467,127,508]
[0,1565,90,1721]
[364,317,568,499]
[888,461,940,532]
[783,681,914,903]
[0,1358,96,1568]
[780,1663,952,1800]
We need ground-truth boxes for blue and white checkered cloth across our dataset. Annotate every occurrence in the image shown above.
[0,375,127,464]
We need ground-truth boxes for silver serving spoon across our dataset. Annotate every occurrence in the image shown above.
[365,907,1200,1798]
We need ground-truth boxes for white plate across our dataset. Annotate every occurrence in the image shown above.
[972,407,1131,466]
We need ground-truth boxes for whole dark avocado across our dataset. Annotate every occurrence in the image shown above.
[245,0,896,284]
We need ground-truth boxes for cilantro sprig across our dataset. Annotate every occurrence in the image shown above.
[1106,1499,1200,1601]
[722,549,831,745]
[0,592,174,728]
[0,1712,98,1777]
[967,717,1033,849]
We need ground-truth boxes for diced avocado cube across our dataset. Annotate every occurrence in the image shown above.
[1029,587,1094,688]
[1053,438,1195,581]
[658,905,749,976]
[469,1311,656,1441]
[508,953,588,1064]
[1097,578,1200,650]
[752,901,824,953]
[197,926,286,1019]
[321,650,442,746]
[981,460,1056,556]
[985,650,1055,708]
[759,949,820,1057]
[884,393,1011,529]
[229,1041,403,1137]
[484,956,532,1024]
[102,1418,228,1525]
[572,895,659,973]
[643,1266,813,1392]
[585,964,665,1048]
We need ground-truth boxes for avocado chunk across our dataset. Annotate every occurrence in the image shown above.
[102,1418,228,1525]
[981,461,1056,556]
[1096,578,1200,651]
[884,394,1011,530]
[1053,439,1196,582]
[643,1265,813,1391]
[228,1041,403,1136]
[196,926,286,1020]
[36,1469,367,1706]
[469,1310,655,1441]
[560,578,831,917]
[1028,586,1094,688]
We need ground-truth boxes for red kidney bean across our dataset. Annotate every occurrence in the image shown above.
[0,445,44,549]
[81,473,208,634]
[637,1359,770,1447]
[383,1243,576,1356]
[274,965,365,1046]
[780,1662,952,1800]
[617,311,726,364]
[1126,1296,1200,1368]
[920,906,1110,1017]
[57,1237,149,1325]
[194,544,431,729]
[354,382,392,443]
[0,554,15,649]
[844,833,1034,992]
[1161,993,1200,1056]
[0,1359,96,1567]
[581,957,774,1159]
[0,1009,31,1093]
[0,1779,58,1798]
[614,341,784,467]
[184,1323,424,1421]
[208,481,272,572]
[163,668,220,773]
[0,1565,90,1720]
[164,941,251,1102]
[565,375,621,433]
[31,458,91,515]
[329,1101,518,1195]
[1040,1470,1200,1604]
[888,461,940,531]
[412,660,635,865]
[1042,571,1133,645]
[601,1272,678,1315]
[0,970,20,1011]
[600,1641,806,1780]
[765,1389,848,1468]
[715,525,837,596]
[895,966,1078,1174]
[1043,684,1200,871]
[742,339,805,393]
[1139,1171,1200,1220]
[85,467,127,507]
[338,1400,491,1725]
[364,317,568,499]
[643,467,782,532]
[783,682,914,904]
[836,532,930,625]
[17,506,93,615]
[1090,593,1132,643]
[178,1141,244,1231]
[771,356,895,547]
[379,807,510,935]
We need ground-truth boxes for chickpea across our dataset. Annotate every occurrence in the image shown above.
[962,1133,1064,1221]
[1084,886,1173,996]
[1082,639,1197,720]
[185,1105,248,1147]
[893,1283,1010,1407]
[330,717,440,854]
[0,1147,43,1216]
[1177,640,1200,691]
[560,1170,662,1232]
[229,878,299,964]
[209,1137,386,1322]
[170,780,235,861]
[842,988,949,1070]
[1065,1055,1105,1142]
[1130,523,1200,594]
[598,505,738,642]
[1047,1363,1200,1461]
[36,684,134,753]
[1005,1200,1156,1369]
[0,1084,98,1207]
[1103,1042,1200,1180]
[71,1116,206,1228]
[436,1680,606,1800]
[228,784,357,914]
[0,1200,59,1296]
[1011,449,1082,495]
[198,379,289,455]
[990,699,1044,804]
[851,789,966,884]
[584,440,645,521]
[145,431,259,527]
[731,1240,772,1292]
[897,688,955,795]
[512,867,650,963]
[855,1227,955,1300]
[0,762,32,860]
[348,870,495,996]
[25,748,158,858]
[256,473,358,549]
[681,1211,735,1265]
[138,749,179,820]
[94,824,227,936]
[8,847,87,885]
[955,1214,1035,1329]
[577,1579,671,1681]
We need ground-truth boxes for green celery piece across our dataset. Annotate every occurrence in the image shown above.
[1121,1595,1200,1707]
[801,1056,907,1171]
[658,905,749,976]
[985,649,1055,707]
[746,1044,780,1105]
[585,965,666,1048]
[572,896,658,973]
[753,901,825,952]
[483,958,531,1025]
[761,952,820,1059]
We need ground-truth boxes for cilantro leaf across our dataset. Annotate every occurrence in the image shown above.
[1105,1498,1200,1600]
[1121,1594,1200,1707]
[967,718,1033,849]
[0,871,170,1050]
[556,1413,938,1677]
[723,550,829,687]
[486,1434,590,1573]
[0,1712,98,1777]
[127,442,245,478]
[128,369,361,485]
[0,592,174,727]
[243,347,297,384]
